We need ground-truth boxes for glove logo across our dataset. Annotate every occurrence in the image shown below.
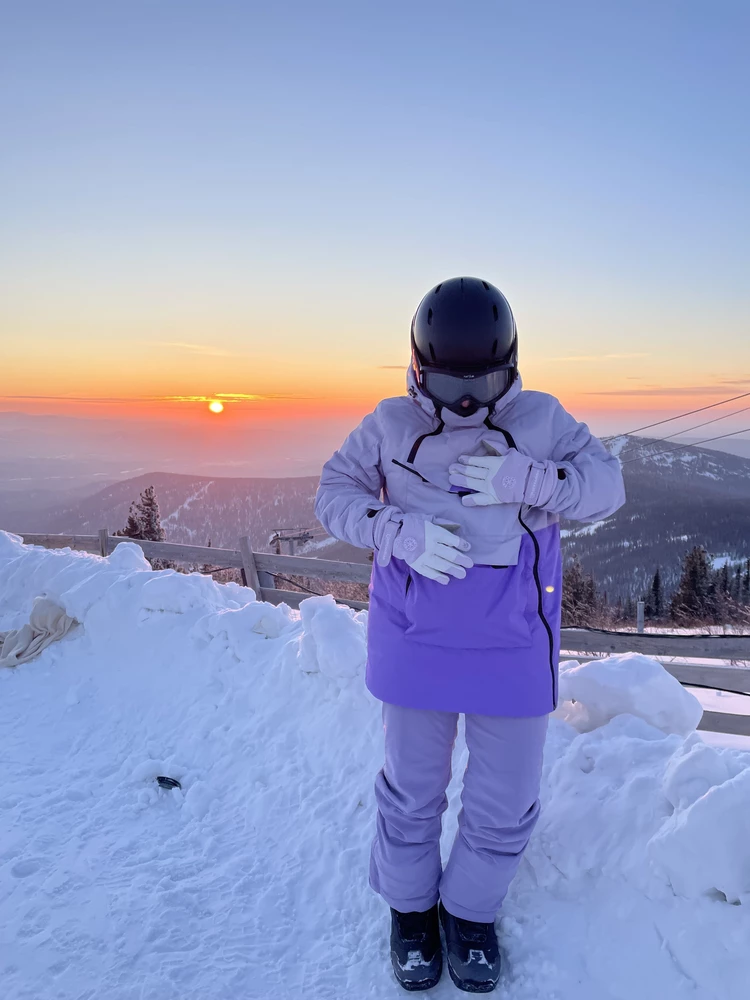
[502,475,516,489]
[401,536,418,552]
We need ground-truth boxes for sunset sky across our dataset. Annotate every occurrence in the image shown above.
[2,0,749,478]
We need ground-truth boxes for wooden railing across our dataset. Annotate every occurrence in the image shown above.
[558,629,750,737]
[14,531,750,737]
[18,531,371,610]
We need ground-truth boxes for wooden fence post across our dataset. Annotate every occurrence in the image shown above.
[98,528,109,558]
[238,536,262,593]
[636,600,645,634]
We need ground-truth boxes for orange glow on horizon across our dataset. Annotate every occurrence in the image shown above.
[3,354,747,438]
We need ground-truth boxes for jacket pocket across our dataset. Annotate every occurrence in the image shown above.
[403,563,534,649]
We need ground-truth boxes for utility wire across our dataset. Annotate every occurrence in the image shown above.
[623,402,750,456]
[622,389,750,436]
[621,425,750,465]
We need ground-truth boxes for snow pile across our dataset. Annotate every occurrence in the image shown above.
[1,531,749,1000]
[650,744,750,903]
[557,652,704,735]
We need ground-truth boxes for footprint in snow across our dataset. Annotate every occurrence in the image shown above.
[10,858,44,878]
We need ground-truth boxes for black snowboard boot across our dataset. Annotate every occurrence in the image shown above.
[439,902,501,993]
[389,905,443,991]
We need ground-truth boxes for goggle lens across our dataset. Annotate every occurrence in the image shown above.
[422,365,513,405]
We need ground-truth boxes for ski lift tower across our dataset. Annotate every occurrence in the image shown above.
[269,528,314,556]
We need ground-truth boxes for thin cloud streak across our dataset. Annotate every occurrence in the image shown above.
[587,384,750,396]
[0,393,308,404]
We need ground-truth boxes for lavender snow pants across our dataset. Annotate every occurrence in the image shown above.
[370,702,548,923]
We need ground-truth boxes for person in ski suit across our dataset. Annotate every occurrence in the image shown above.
[315,277,625,993]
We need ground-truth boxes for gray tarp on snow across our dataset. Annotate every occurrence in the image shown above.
[0,597,78,668]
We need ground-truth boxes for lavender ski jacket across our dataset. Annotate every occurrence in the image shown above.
[315,371,625,716]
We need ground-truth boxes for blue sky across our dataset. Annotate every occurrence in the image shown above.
[1,0,749,438]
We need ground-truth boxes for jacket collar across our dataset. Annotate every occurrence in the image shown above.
[406,366,523,427]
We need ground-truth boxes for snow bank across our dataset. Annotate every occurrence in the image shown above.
[1,531,748,1000]
[557,652,704,735]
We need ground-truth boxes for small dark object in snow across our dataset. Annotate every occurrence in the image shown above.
[156,776,182,790]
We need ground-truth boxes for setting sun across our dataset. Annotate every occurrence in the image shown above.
[208,401,224,414]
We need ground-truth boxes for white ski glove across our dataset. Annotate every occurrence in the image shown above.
[392,514,473,585]
[448,439,558,508]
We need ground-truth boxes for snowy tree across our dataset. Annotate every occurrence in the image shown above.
[137,486,165,542]
[116,502,144,539]
[115,487,166,542]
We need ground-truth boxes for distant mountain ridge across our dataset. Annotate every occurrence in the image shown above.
[3,435,750,597]
[14,472,322,556]
[561,435,750,598]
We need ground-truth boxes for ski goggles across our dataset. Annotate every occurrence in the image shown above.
[420,362,515,406]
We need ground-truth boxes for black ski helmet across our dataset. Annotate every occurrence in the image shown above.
[410,277,518,415]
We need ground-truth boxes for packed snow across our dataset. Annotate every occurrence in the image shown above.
[1,531,749,1000]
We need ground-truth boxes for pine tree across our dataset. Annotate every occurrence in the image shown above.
[733,565,743,603]
[670,546,716,623]
[115,486,166,544]
[643,589,653,620]
[651,568,663,619]
[136,486,165,542]
[116,502,144,539]
[585,573,597,613]
[562,556,600,626]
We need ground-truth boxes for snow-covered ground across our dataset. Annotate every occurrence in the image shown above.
[1,531,749,1000]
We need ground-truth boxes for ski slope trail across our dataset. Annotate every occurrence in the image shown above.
[0,531,748,1000]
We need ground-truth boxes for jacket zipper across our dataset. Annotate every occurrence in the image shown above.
[517,506,557,708]
[402,410,557,709]
[486,418,557,709]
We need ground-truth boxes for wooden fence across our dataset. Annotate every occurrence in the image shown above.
[15,531,750,738]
